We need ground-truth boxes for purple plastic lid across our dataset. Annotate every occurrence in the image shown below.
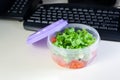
[27,19,68,44]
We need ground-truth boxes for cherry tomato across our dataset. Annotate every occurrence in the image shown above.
[51,37,56,43]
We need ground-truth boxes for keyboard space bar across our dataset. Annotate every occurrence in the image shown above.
[23,22,48,31]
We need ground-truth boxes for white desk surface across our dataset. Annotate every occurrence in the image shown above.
[0,20,120,80]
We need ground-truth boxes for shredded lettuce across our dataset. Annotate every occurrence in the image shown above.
[53,27,96,49]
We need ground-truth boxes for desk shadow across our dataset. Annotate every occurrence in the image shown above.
[32,37,48,48]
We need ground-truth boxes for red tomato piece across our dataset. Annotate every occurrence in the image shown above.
[51,37,56,43]
[68,60,86,69]
[52,54,67,67]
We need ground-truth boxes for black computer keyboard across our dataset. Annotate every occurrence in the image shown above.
[4,0,29,20]
[23,3,120,41]
[2,0,41,21]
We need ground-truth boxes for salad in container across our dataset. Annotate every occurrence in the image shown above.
[27,19,100,69]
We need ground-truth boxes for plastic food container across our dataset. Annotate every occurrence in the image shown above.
[27,19,100,69]
[47,23,100,69]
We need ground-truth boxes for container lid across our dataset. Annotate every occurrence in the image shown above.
[27,19,68,44]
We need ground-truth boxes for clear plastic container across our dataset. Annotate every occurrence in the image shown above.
[47,23,100,69]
